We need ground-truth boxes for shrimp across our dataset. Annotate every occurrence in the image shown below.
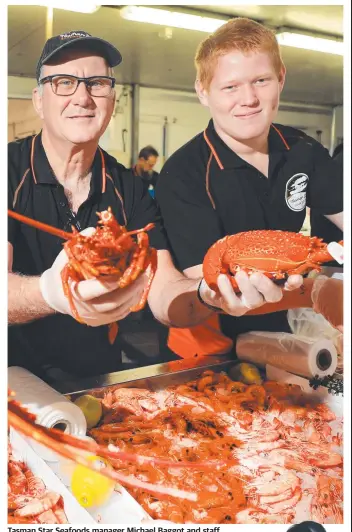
[14,492,61,517]
[248,466,300,497]
[24,470,46,498]
[235,508,293,524]
[8,462,27,494]
[263,487,302,514]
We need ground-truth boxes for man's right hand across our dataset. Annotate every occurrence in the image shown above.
[39,228,148,326]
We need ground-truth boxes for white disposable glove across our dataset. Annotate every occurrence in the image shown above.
[39,227,149,327]
[199,271,304,317]
[311,275,343,332]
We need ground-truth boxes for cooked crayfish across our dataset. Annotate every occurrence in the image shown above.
[203,229,343,292]
[8,208,157,343]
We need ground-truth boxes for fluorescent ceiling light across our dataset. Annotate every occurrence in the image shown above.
[120,6,343,56]
[37,2,100,14]
[277,32,343,56]
[120,6,226,33]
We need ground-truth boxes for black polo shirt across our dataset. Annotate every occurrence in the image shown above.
[156,120,343,343]
[130,166,159,192]
[8,133,168,377]
[310,149,343,265]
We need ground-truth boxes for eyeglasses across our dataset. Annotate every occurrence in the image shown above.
[39,74,116,97]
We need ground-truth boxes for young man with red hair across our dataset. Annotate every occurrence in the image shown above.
[157,18,343,357]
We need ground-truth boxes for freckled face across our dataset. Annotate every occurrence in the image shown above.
[197,50,285,142]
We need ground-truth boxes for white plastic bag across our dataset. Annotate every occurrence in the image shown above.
[288,307,343,372]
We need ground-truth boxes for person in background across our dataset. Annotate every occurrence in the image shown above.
[132,146,160,197]
[156,18,343,359]
[310,142,343,266]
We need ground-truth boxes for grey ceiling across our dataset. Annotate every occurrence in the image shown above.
[8,4,344,105]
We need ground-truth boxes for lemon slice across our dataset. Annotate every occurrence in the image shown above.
[71,455,115,508]
[229,363,263,385]
[74,394,102,429]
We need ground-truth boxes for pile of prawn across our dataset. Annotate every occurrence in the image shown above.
[89,371,343,524]
[8,441,68,524]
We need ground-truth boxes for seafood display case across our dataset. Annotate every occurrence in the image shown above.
[52,353,343,525]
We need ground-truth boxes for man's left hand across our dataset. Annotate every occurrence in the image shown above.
[199,271,304,317]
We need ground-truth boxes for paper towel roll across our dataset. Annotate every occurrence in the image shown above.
[8,366,87,461]
[236,331,337,379]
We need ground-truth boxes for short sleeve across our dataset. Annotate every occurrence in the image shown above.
[122,169,169,251]
[156,164,223,270]
[307,142,343,214]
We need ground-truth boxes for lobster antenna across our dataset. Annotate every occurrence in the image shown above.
[8,210,73,240]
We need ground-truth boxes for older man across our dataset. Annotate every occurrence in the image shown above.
[8,30,305,380]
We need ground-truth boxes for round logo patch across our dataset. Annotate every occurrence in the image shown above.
[285,173,309,212]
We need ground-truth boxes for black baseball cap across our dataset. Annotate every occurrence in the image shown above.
[36,30,122,81]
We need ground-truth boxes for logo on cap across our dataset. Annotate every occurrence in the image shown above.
[60,31,90,40]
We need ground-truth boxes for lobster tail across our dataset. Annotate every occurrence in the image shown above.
[310,239,344,264]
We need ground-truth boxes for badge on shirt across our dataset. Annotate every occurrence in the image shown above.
[285,173,309,212]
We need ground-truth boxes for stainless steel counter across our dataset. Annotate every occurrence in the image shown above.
[56,353,236,397]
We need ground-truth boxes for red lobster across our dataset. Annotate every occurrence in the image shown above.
[8,208,157,343]
[203,230,343,293]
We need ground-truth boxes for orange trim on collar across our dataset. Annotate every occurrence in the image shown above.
[203,130,224,170]
[271,124,290,150]
[12,168,31,209]
[31,135,107,192]
[30,134,39,184]
[206,153,216,210]
[98,146,106,193]
[106,174,127,226]
[204,125,290,165]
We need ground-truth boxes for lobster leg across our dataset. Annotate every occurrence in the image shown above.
[119,232,150,288]
[116,251,139,288]
[130,248,158,312]
[108,323,119,345]
[115,232,151,289]
[286,261,321,276]
[129,233,150,282]
[60,265,84,323]
[64,243,100,279]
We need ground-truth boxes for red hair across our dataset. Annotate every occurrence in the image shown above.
[195,17,284,89]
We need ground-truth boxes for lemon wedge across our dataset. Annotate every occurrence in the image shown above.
[71,455,115,508]
[229,362,263,385]
[74,394,102,429]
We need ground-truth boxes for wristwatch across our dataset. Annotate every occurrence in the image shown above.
[196,279,224,313]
